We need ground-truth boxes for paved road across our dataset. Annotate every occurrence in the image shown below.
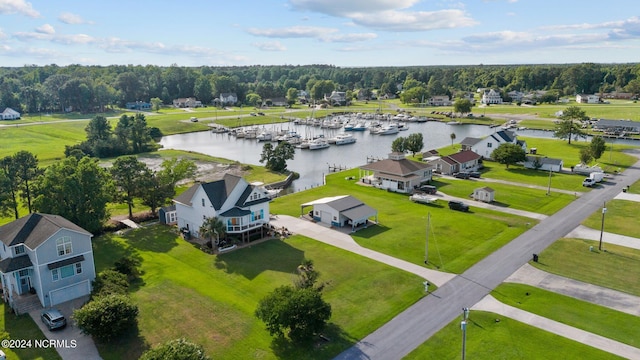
[335,151,640,360]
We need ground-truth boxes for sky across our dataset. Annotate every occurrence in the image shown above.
[0,0,639,68]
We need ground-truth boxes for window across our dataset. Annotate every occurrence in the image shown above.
[487,143,492,148]
[19,269,29,277]
[56,237,72,256]
[201,198,205,207]
[52,263,79,282]
[14,245,25,255]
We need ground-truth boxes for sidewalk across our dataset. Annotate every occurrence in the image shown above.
[505,263,640,316]
[434,192,547,220]
[566,225,640,250]
[472,295,640,359]
[270,215,456,287]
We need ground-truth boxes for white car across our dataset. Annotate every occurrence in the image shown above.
[582,178,596,187]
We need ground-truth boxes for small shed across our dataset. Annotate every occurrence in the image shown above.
[159,205,177,225]
[472,187,495,203]
[523,156,563,172]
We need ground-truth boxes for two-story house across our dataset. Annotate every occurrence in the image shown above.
[174,174,271,243]
[219,93,238,106]
[0,213,96,313]
[576,94,600,104]
[459,130,526,160]
[173,97,202,108]
[428,95,452,106]
[481,89,503,104]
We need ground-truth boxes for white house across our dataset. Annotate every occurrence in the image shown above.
[428,95,452,106]
[576,94,600,104]
[481,89,503,104]
[300,195,378,232]
[325,91,347,106]
[173,174,271,243]
[219,93,238,106]
[360,152,433,193]
[0,213,96,313]
[523,156,563,172]
[427,150,482,175]
[172,97,202,108]
[1,107,21,120]
[460,130,526,160]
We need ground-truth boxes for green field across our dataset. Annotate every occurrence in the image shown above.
[271,169,534,273]
[0,306,62,360]
[582,199,640,239]
[92,225,425,360]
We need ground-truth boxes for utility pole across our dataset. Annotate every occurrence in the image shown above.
[425,213,430,264]
[599,202,607,251]
[461,307,469,360]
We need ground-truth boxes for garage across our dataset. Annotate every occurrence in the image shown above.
[49,280,90,306]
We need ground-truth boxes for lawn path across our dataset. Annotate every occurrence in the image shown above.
[472,295,640,360]
[270,215,456,287]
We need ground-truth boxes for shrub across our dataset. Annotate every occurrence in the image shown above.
[139,338,210,360]
[73,294,139,342]
[92,269,129,297]
[114,255,142,281]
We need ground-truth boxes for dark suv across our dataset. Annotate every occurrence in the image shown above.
[448,200,469,212]
[454,172,471,179]
[418,185,437,195]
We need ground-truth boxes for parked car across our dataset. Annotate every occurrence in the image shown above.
[189,117,198,122]
[418,185,437,195]
[41,309,67,330]
[582,178,596,187]
[257,112,265,116]
[454,172,471,179]
[448,200,469,212]
[469,171,481,178]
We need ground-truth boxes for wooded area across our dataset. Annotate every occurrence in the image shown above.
[1,63,639,114]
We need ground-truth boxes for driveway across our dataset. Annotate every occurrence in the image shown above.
[29,296,102,360]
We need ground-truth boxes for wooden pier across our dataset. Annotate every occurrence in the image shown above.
[328,164,347,172]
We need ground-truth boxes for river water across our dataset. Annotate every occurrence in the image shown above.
[159,121,639,192]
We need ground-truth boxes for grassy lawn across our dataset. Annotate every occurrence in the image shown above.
[93,225,425,360]
[431,176,575,215]
[472,163,587,192]
[405,310,621,360]
[629,180,640,194]
[270,169,535,274]
[493,283,640,347]
[531,238,640,297]
[0,122,87,165]
[582,199,640,239]
[0,305,62,360]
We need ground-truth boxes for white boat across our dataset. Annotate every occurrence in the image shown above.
[308,138,330,150]
[398,122,409,131]
[330,133,356,145]
[378,123,399,135]
[343,122,354,131]
[352,122,367,131]
[256,131,272,142]
[410,194,438,204]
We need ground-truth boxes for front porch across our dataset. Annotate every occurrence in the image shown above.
[7,290,42,315]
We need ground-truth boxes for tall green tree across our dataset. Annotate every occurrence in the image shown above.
[12,151,42,213]
[391,137,407,153]
[491,143,526,168]
[589,135,607,160]
[0,171,14,218]
[139,338,210,360]
[453,99,472,115]
[406,133,424,155]
[579,147,594,165]
[150,97,162,112]
[554,106,588,144]
[0,156,20,219]
[259,142,294,172]
[130,113,152,153]
[33,156,113,233]
[138,169,173,215]
[110,156,149,219]
[450,132,457,146]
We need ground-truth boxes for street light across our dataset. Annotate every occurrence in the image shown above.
[461,307,469,360]
[599,202,607,251]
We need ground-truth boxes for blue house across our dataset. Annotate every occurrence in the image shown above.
[0,214,96,314]
[126,101,152,110]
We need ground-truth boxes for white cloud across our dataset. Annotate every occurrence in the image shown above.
[289,0,418,17]
[0,0,39,17]
[248,25,376,43]
[324,33,377,42]
[58,12,93,25]
[35,24,55,35]
[350,9,476,31]
[253,41,287,51]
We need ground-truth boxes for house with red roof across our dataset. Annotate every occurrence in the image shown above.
[426,150,482,175]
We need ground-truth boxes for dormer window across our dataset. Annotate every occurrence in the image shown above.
[14,244,25,255]
[56,236,72,256]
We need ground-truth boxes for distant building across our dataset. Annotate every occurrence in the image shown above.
[173,97,202,108]
[218,93,238,106]
[523,156,563,172]
[481,89,503,105]
[1,107,21,120]
[576,94,600,104]
[125,101,152,111]
[426,150,481,175]
[459,130,526,160]
[472,187,495,203]
[428,95,452,106]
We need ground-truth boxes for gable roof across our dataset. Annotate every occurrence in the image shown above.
[491,130,516,143]
[460,137,482,147]
[525,156,563,166]
[446,150,481,164]
[174,174,269,210]
[0,213,91,249]
[360,157,431,176]
[475,186,495,193]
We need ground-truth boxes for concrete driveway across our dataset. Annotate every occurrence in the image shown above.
[29,296,102,360]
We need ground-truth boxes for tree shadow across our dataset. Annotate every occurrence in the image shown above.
[270,323,360,360]
[213,239,306,280]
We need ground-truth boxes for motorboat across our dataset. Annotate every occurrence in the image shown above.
[330,133,356,145]
[343,122,354,131]
[352,122,367,131]
[377,123,399,135]
[397,122,409,131]
[308,138,330,150]
[256,131,272,142]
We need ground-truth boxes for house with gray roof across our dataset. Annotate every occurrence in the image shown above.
[173,174,271,243]
[593,119,640,135]
[460,130,526,160]
[1,107,20,120]
[360,152,433,193]
[300,195,378,231]
[523,156,563,172]
[0,213,96,313]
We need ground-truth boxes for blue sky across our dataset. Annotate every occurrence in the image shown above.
[0,0,638,67]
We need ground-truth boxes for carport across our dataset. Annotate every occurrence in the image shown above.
[300,195,378,232]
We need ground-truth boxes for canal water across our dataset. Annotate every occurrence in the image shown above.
[160,121,508,192]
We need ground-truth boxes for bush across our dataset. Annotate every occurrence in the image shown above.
[73,294,139,342]
[92,269,129,297]
[139,338,210,360]
[114,255,142,281]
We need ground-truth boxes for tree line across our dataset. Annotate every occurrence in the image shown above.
[1,63,639,114]
[0,150,196,233]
